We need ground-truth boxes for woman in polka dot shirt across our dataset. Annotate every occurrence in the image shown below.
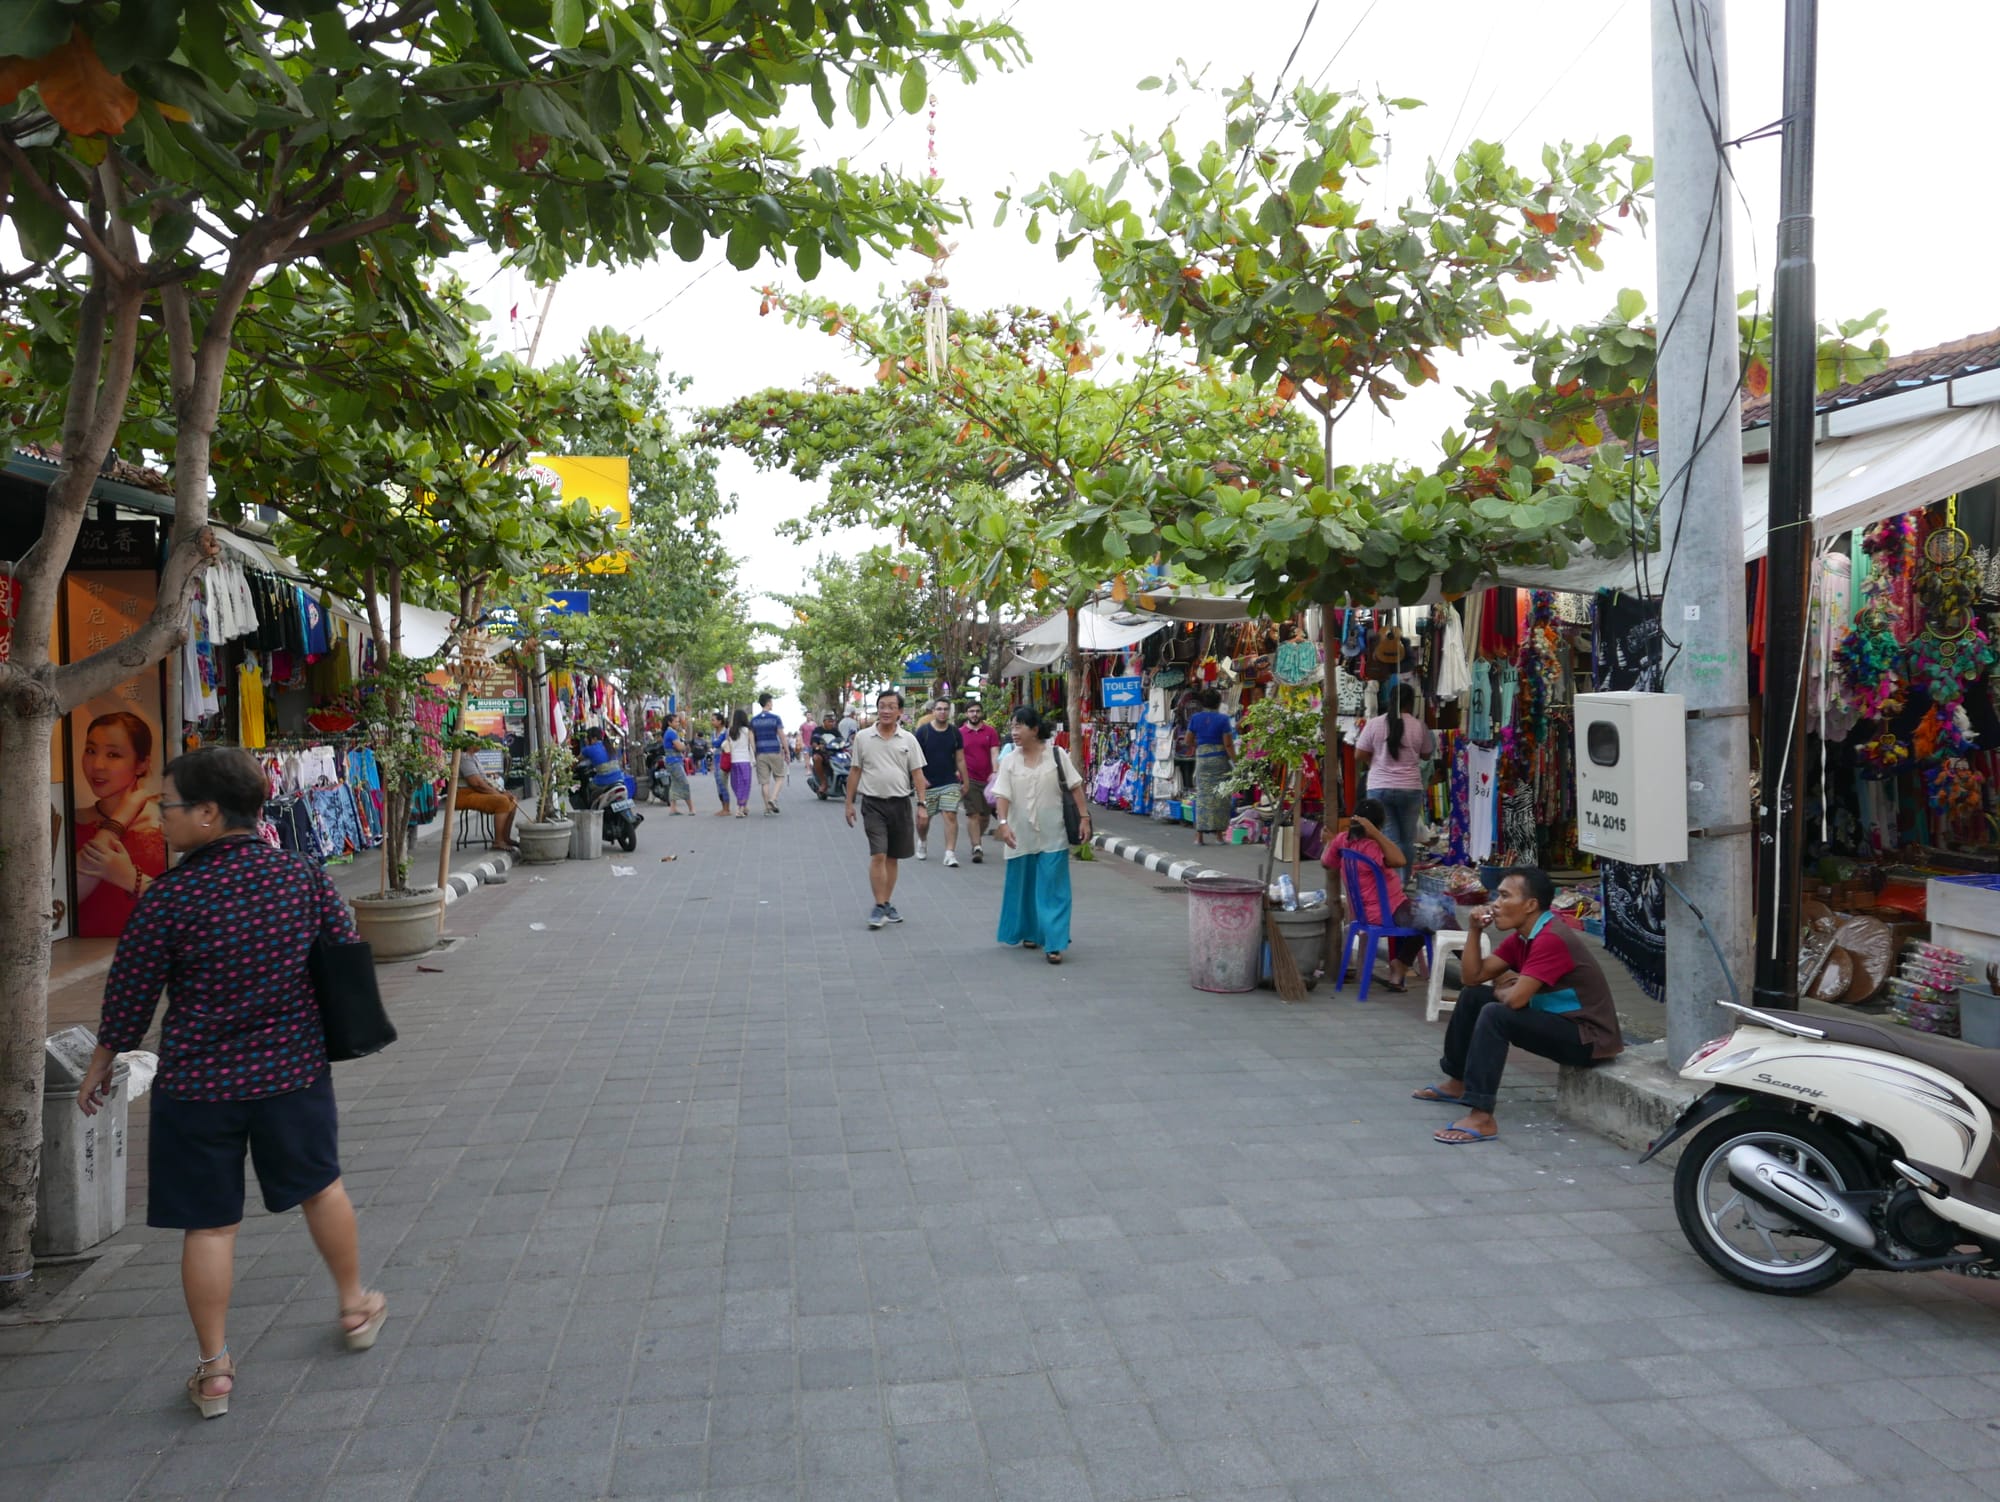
[80,747,387,1419]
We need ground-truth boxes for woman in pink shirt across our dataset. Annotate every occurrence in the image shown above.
[1353,682,1430,869]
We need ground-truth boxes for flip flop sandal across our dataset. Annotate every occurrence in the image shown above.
[1434,1124,1498,1145]
[1411,1087,1465,1103]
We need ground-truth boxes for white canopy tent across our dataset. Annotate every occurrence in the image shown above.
[999,602,1168,677]
[1498,402,2000,596]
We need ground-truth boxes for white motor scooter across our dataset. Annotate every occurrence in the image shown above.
[1645,999,2000,1295]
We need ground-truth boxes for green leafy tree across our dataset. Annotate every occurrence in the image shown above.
[724,278,1315,735]
[0,0,1022,1288]
[529,329,738,697]
[213,269,616,891]
[778,549,931,711]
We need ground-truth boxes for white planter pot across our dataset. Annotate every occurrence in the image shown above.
[517,819,575,864]
[350,886,447,962]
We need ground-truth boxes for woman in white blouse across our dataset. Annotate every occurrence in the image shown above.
[991,706,1092,963]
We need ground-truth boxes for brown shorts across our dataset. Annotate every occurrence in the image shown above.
[960,780,993,819]
[456,789,515,818]
[861,794,916,860]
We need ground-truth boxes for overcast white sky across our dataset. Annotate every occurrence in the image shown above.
[479,1,2000,720]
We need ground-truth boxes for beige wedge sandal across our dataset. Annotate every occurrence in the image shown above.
[187,1350,234,1419]
[340,1290,388,1352]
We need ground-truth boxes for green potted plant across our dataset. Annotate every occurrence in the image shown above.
[517,736,578,864]
[348,651,454,960]
[1219,687,1329,996]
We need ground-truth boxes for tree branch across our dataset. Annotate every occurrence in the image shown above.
[0,133,130,274]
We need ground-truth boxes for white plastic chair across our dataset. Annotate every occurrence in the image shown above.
[1425,930,1470,1023]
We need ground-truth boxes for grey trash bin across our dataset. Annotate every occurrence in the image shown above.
[36,1026,128,1258]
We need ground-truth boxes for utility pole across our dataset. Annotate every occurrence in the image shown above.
[1754,0,1818,1010]
[1652,0,1753,1062]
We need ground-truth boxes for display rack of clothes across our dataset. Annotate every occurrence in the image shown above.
[258,738,385,865]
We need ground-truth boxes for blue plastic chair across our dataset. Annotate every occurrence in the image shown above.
[1335,847,1433,1002]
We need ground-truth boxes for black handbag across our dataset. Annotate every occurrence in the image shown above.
[1053,747,1084,847]
[310,937,398,1062]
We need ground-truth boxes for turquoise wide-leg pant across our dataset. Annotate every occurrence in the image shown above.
[996,849,1072,953]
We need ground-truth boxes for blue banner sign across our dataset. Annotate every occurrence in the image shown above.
[1101,675,1144,708]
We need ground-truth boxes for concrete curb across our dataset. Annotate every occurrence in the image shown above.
[443,849,514,905]
[1091,832,1226,885]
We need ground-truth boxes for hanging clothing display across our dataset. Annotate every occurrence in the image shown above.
[1466,743,1498,863]
[237,660,267,748]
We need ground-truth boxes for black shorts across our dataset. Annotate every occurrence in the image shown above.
[861,794,916,860]
[147,1072,342,1230]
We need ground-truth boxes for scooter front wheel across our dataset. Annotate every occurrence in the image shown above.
[1672,1107,1863,1296]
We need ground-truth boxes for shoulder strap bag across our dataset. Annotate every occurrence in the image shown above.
[310,936,398,1062]
[1053,747,1084,847]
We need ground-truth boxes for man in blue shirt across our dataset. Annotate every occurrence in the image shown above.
[750,691,788,815]
[578,728,630,801]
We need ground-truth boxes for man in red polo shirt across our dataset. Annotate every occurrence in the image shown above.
[1416,867,1623,1145]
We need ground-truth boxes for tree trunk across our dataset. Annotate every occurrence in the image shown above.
[0,690,61,1301]
[433,584,486,923]
[1064,605,1083,761]
[1321,605,1343,823]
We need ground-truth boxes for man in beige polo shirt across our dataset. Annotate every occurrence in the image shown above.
[844,688,930,929]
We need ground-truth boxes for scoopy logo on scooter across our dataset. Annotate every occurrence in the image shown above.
[1753,1071,1826,1100]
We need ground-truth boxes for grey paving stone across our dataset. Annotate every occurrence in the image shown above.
[22,805,2000,1502]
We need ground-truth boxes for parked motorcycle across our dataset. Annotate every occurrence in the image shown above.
[1645,999,2000,1295]
[572,768,643,852]
[804,730,851,802]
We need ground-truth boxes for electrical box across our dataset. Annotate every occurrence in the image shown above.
[1574,692,1688,864]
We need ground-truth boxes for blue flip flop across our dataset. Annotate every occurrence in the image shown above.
[1434,1123,1498,1145]
[1411,1087,1465,1104]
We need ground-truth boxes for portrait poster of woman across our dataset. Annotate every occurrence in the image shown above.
[71,699,167,938]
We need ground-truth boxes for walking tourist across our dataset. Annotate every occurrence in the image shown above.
[913,697,966,866]
[707,710,731,813]
[1186,688,1236,845]
[845,688,929,929]
[726,708,756,818]
[76,747,387,1421]
[991,706,1091,963]
[1415,866,1623,1144]
[1322,797,1421,992]
[1355,682,1431,868]
[750,691,787,814]
[958,701,1002,864]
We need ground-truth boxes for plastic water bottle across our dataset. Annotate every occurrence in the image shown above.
[1274,874,1298,911]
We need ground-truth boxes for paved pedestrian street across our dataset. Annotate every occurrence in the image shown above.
[10,785,2000,1502]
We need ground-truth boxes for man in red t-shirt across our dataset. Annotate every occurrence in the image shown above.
[1416,867,1622,1145]
[956,702,1003,864]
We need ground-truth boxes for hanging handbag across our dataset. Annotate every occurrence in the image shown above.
[1053,746,1084,846]
[310,936,397,1062]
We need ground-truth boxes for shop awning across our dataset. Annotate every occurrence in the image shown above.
[213,528,459,657]
[997,603,1169,678]
[1127,583,1258,623]
[1012,602,1169,652]
[1495,402,2000,596]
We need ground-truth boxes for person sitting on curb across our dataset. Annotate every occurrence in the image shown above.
[1416,866,1623,1144]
